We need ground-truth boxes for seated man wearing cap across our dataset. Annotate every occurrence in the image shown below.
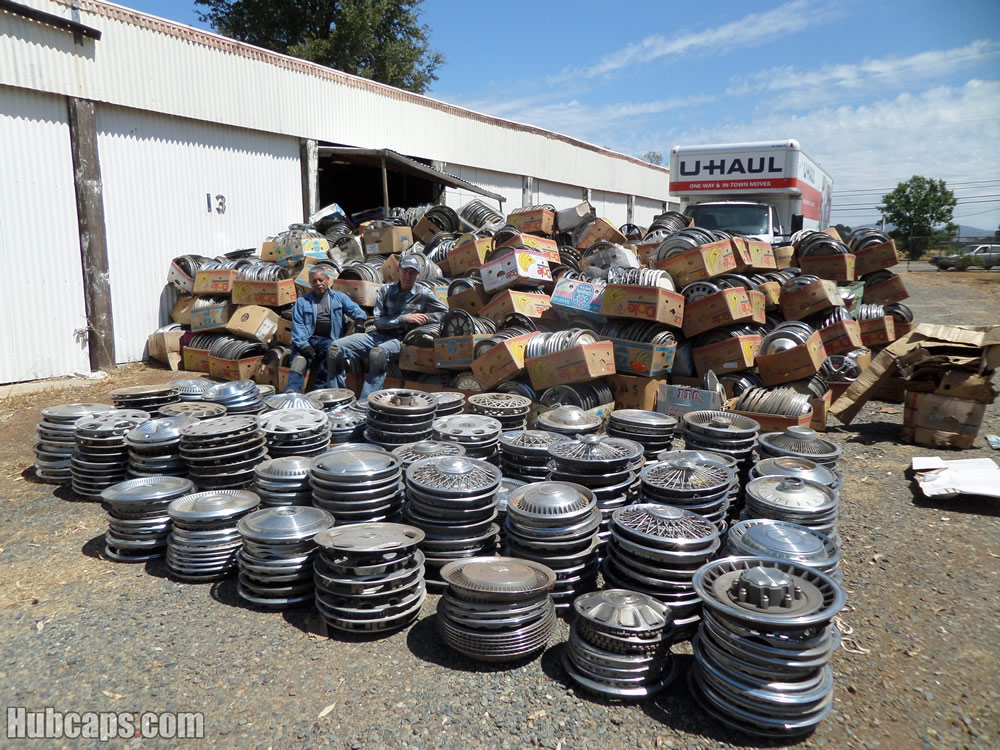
[286,266,368,393]
[327,255,447,397]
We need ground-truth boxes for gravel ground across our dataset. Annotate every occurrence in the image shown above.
[1,269,998,749]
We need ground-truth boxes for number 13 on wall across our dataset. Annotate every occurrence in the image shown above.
[206,193,227,214]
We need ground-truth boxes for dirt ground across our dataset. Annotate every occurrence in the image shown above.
[0,269,998,749]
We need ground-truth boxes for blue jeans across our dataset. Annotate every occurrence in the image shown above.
[285,335,332,393]
[328,331,402,398]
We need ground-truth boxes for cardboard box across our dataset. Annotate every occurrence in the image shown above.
[448,236,493,275]
[862,275,909,305]
[651,239,738,286]
[818,319,863,355]
[730,404,813,432]
[480,290,553,324]
[506,207,556,236]
[858,316,896,348]
[399,344,443,374]
[555,202,595,233]
[607,337,677,377]
[449,285,494,316]
[905,370,997,403]
[526,342,615,390]
[190,300,234,332]
[798,254,857,281]
[756,331,828,386]
[380,254,400,283]
[171,296,196,326]
[294,264,313,296]
[225,305,279,344]
[599,285,685,329]
[902,391,989,450]
[275,233,328,266]
[329,279,382,308]
[692,335,761,376]
[608,374,665,411]
[774,245,796,270]
[682,288,758,338]
[732,238,777,272]
[471,332,538,390]
[413,214,441,244]
[895,321,914,339]
[809,391,832,432]
[231,278,297,308]
[497,233,560,263]
[182,347,211,373]
[147,330,184,371]
[209,355,264,382]
[780,279,843,321]
[260,237,279,262]
[656,383,723,420]
[577,218,627,250]
[634,240,662,266]
[481,250,552,293]
[277,316,292,346]
[167,260,196,293]
[434,335,492,370]
[757,281,781,309]
[364,226,412,255]
[549,278,606,322]
[854,239,899,277]
[193,269,237,295]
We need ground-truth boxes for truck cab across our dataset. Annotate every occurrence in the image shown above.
[683,200,786,244]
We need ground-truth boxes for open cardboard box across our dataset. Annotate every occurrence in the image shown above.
[209,354,264,381]
[731,238,777,272]
[650,239,738,286]
[756,330,827,386]
[193,269,237,295]
[448,235,492,275]
[480,290,553,324]
[399,344,443,374]
[780,279,843,321]
[902,391,989,450]
[858,316,896,348]
[682,288,761,338]
[576,218,627,250]
[329,278,382,308]
[449,285,493,315]
[497,233,560,263]
[728,398,813,432]
[600,284,684,328]
[818,319,863,355]
[862,274,909,305]
[656,382,724,420]
[854,239,900,277]
[471,332,538,390]
[506,207,555,236]
[481,250,552,293]
[526,341,615,390]
[182,347,211,373]
[549,278,605,323]
[363,226,412,255]
[147,330,184,371]
[434,335,492,370]
[190,300,233,332]
[606,337,677,377]
[692,335,761,376]
[798,254,857,281]
[608,374,666,410]
[225,305,279,344]
[231,278,297,308]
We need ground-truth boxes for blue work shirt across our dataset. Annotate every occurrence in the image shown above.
[291,290,367,349]
[374,282,448,336]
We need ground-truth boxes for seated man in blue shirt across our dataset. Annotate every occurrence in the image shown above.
[327,255,447,398]
[286,267,368,393]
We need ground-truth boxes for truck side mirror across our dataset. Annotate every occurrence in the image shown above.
[791,214,804,233]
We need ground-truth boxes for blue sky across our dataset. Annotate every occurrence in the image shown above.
[119,0,1000,232]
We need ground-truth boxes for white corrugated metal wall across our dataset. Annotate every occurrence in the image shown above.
[97,105,302,363]
[590,190,629,229]
[635,197,672,228]
[442,165,521,215]
[0,86,91,383]
[534,180,584,207]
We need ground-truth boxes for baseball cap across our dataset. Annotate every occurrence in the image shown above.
[399,256,421,271]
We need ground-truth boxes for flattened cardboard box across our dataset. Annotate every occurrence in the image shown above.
[183,347,211,373]
[858,316,896,348]
[526,341,616,391]
[231,278,297,308]
[190,301,234,332]
[497,233,560,263]
[481,250,552,293]
[651,240,737,286]
[607,337,677,377]
[147,330,184,371]
[862,275,909,305]
[600,285,684,329]
[434,335,492,370]
[472,332,538,390]
[608,374,666,411]
[756,330,827,386]
[449,285,493,316]
[225,305,279,344]
[506,208,555,236]
[364,226,412,255]
[798,254,856,281]
[193,269,237,295]
[682,288,758,338]
[329,278,382,308]
[902,391,988,450]
[692,335,761,376]
[577,218,627,250]
[549,278,605,322]
[448,236,492,275]
[818,319,863,355]
[657,383,723,420]
[780,279,843,321]
[854,239,899,277]
[481,290,553,323]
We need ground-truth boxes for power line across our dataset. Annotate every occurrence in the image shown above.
[834,179,1000,195]
[832,195,1000,209]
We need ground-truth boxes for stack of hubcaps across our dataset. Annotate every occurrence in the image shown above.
[606,410,677,459]
[534,405,601,436]
[658,449,742,520]
[403,456,502,588]
[432,415,503,463]
[170,379,213,401]
[253,456,313,506]
[159,402,227,419]
[430,391,466,417]
[564,589,678,698]
[690,557,845,738]
[126,416,196,478]
[682,411,760,490]
[179,416,266,490]
[101,476,194,561]
[744,477,841,546]
[757,426,843,469]
[166,490,260,581]
[327,406,367,444]
[309,448,404,523]
[236,506,334,608]
[391,441,466,469]
[751,456,842,492]
[438,556,557,662]
[505,482,601,608]
[498,430,563,482]
[110,384,180,416]
[604,504,721,638]
[71,411,150,500]
[34,403,113,483]
[308,388,356,410]
[257,409,330,458]
[262,393,323,412]
[365,389,438,448]
[640,457,734,532]
[313,523,427,633]
[466,393,531,431]
[727,519,842,583]
[202,380,264,415]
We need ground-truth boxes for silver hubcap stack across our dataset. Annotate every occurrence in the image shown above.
[166,490,260,581]
[109,384,180,417]
[640,457,734,533]
[179,416,266,490]
[498,429,563,482]
[71,411,151,500]
[606,410,677,460]
[727,519,843,583]
[534,405,601,436]
[466,393,531,431]
[202,380,265,415]
[257,409,331,458]
[125,416,196,478]
[33,403,114,484]
[253,456,313,507]
[744,476,841,547]
[101,476,194,562]
[326,406,367,444]
[365,389,438,448]
[432,415,503,463]
[309,448,404,524]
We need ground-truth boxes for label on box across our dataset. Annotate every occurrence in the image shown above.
[692,335,761,376]
[607,338,676,376]
[526,342,615,390]
[193,269,237,295]
[818,319,863,355]
[549,278,606,322]
[481,250,552,293]
[600,285,684,328]
[651,240,737,285]
[656,384,722,419]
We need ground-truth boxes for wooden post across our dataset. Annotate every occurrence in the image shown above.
[299,138,318,221]
[381,157,390,213]
[67,97,115,372]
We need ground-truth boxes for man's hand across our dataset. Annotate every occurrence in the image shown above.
[403,313,429,325]
[301,345,316,359]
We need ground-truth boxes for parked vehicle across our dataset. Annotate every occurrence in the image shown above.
[929,244,1000,270]
[669,139,833,246]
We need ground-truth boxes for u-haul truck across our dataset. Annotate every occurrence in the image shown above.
[669,139,833,245]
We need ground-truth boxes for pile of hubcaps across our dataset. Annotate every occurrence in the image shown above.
[179,416,266,490]
[257,409,330,458]
[564,589,678,698]
[262,393,323,412]
[254,456,313,506]
[430,391,465,417]
[466,393,531,431]
[432,415,503,462]
[604,504,721,638]
[690,557,845,738]
[236,506,334,608]
[109,384,180,416]
[365,389,438,448]
[683,411,760,490]
[606,410,677,459]
[307,388,356,410]
[404,456,502,587]
[727,519,842,583]
[309,448,404,523]
[34,403,113,483]
[101,476,194,562]
[202,380,264,415]
[534,405,601,436]
[640,456,734,531]
[505,482,601,608]
[160,402,227,419]
[327,406,366,444]
[313,523,427,633]
[170,379,214,401]
[126,416,196,477]
[744,476,841,545]
[750,456,842,492]
[391,440,466,469]
[757,426,842,469]
[71,411,150,499]
[499,429,563,482]
[166,490,260,581]
[438,556,557,662]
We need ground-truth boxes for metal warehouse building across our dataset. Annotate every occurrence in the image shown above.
[0,0,673,385]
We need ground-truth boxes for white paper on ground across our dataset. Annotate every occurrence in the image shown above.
[911,456,1000,499]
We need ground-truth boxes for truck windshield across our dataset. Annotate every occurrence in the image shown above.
[687,204,770,235]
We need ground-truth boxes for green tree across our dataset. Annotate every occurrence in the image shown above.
[878,176,957,260]
[195,0,443,94]
[642,151,663,166]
